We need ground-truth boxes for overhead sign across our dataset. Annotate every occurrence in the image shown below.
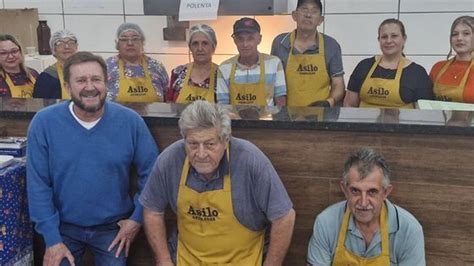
[179,0,220,21]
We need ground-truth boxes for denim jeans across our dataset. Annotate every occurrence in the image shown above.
[59,222,126,266]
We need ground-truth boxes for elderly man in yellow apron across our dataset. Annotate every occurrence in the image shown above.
[106,22,168,103]
[140,100,296,265]
[271,0,345,107]
[307,148,425,266]
[216,17,287,107]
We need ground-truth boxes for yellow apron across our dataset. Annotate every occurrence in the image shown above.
[116,57,160,102]
[332,203,390,266]
[175,63,217,103]
[360,56,413,109]
[5,72,36,98]
[55,62,70,100]
[229,57,267,106]
[176,149,265,265]
[286,31,330,107]
[433,59,473,102]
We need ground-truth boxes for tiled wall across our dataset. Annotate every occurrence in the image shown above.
[2,0,473,82]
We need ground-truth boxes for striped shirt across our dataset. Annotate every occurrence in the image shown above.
[216,53,287,106]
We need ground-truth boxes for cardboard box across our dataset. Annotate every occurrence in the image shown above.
[0,9,39,51]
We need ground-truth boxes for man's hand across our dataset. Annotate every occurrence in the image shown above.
[238,107,260,120]
[309,100,331,107]
[43,242,75,266]
[107,219,141,258]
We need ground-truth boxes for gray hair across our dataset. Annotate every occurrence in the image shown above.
[342,148,391,188]
[49,29,77,52]
[189,24,217,50]
[179,101,231,141]
[115,22,145,49]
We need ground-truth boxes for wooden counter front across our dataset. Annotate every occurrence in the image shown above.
[153,124,474,266]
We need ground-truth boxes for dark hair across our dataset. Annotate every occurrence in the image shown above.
[296,0,322,13]
[63,51,107,83]
[447,15,474,59]
[378,18,406,39]
[0,34,29,76]
[342,148,391,188]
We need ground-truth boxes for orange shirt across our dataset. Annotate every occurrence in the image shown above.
[430,59,474,103]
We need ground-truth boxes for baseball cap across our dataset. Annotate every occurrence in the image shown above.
[297,0,322,11]
[232,17,261,36]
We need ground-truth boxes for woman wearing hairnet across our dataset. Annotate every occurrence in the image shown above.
[106,22,168,103]
[33,29,78,99]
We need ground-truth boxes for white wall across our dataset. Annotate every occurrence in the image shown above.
[2,0,473,81]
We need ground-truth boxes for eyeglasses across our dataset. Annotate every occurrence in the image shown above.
[297,7,320,17]
[55,40,77,47]
[118,37,142,44]
[0,48,21,58]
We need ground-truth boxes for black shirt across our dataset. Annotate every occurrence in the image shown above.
[348,57,434,103]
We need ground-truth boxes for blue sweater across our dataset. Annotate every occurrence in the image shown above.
[26,101,159,247]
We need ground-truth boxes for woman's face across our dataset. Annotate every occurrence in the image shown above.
[190,32,214,65]
[53,38,78,63]
[117,30,144,60]
[378,23,406,57]
[451,23,473,56]
[0,40,22,72]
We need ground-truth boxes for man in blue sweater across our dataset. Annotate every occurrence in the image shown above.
[27,51,159,266]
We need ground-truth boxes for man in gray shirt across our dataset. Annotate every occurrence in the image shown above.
[271,0,345,107]
[140,100,295,265]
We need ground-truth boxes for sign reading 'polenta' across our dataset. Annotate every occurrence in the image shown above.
[179,0,220,21]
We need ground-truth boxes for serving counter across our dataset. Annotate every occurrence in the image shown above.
[0,98,473,265]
